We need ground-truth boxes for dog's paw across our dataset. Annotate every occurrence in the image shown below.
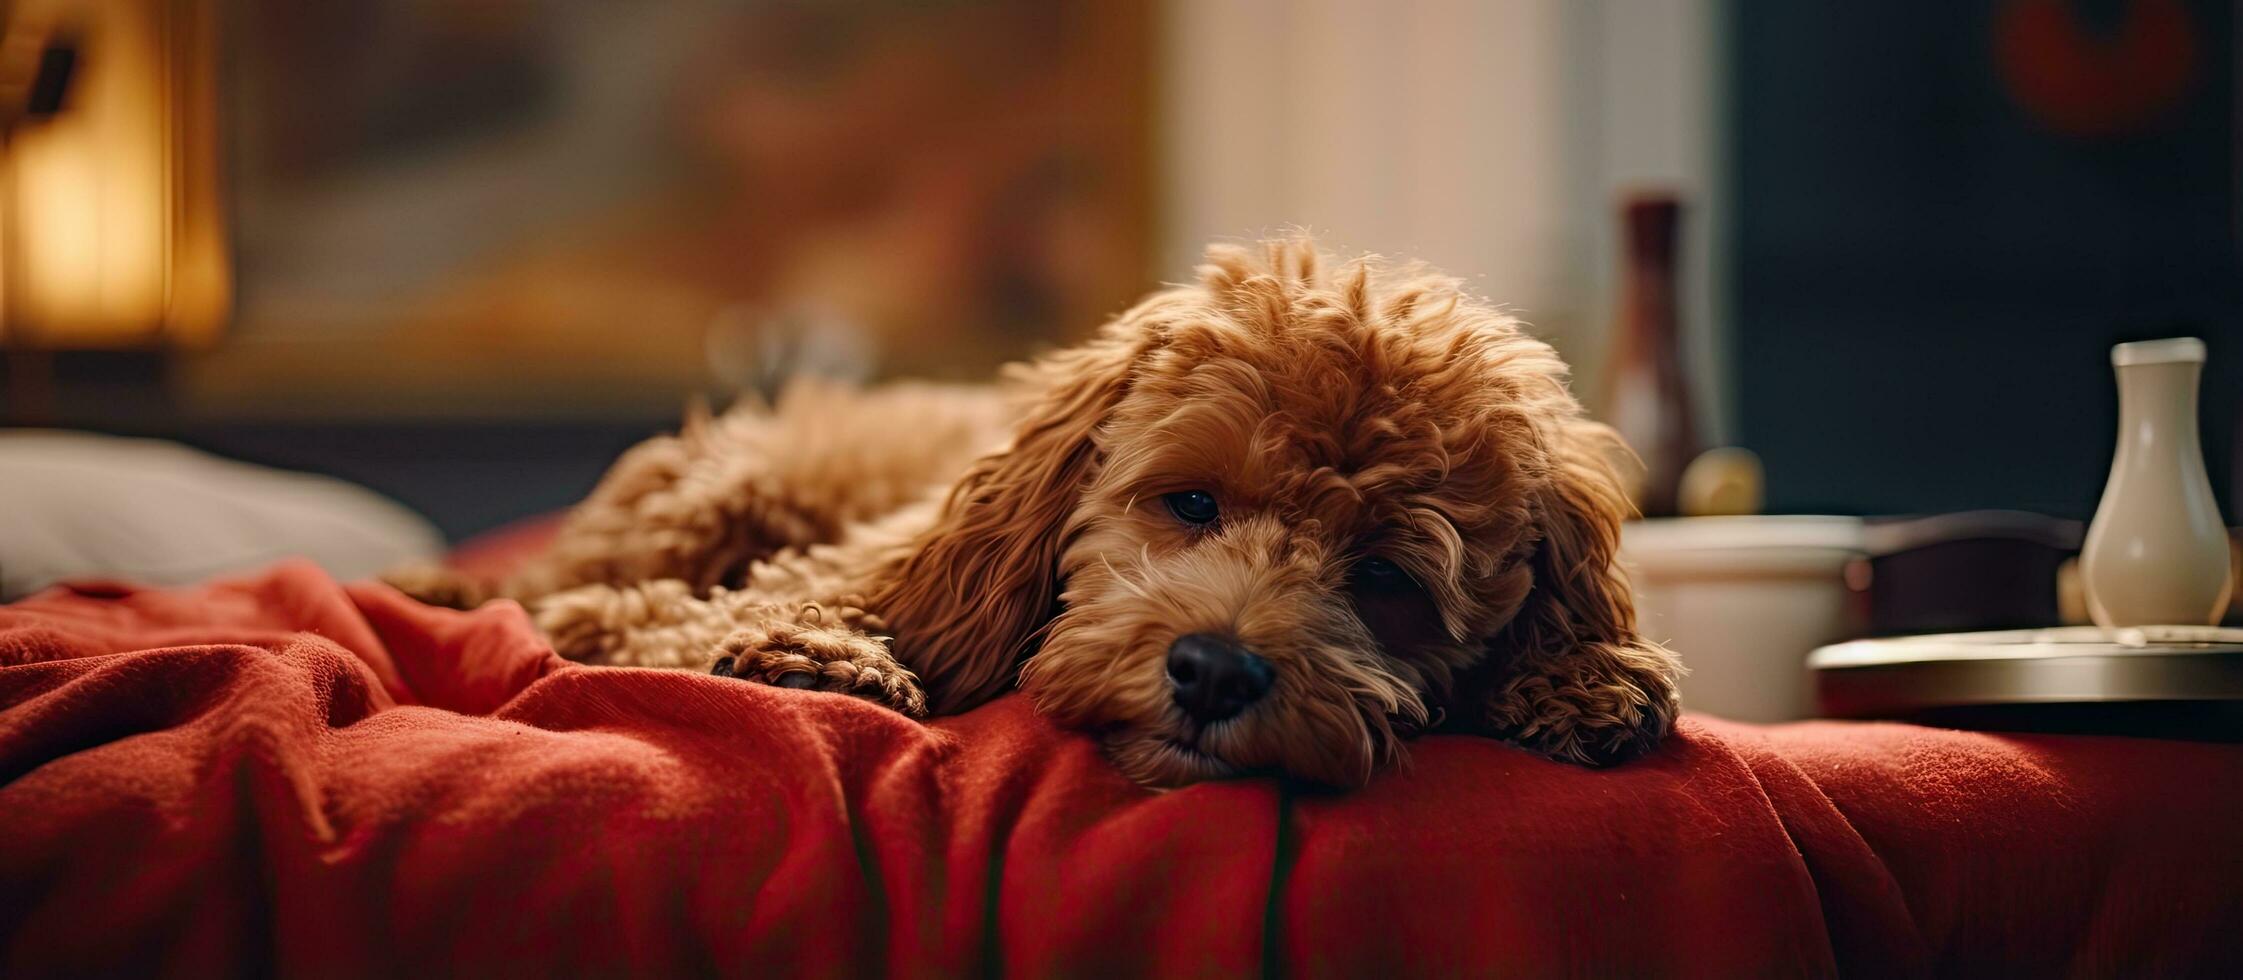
[1486,671,1677,767]
[532,591,616,664]
[708,622,927,717]
[1504,711,1668,767]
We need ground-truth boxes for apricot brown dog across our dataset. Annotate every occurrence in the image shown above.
[390,235,1683,788]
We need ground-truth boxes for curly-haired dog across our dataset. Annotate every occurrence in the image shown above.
[391,236,1683,788]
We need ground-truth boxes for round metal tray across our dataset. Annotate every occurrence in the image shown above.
[1810,627,2243,738]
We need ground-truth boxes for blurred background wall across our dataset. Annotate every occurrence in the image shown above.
[1163,0,1726,440]
[1732,0,2238,520]
[0,0,2235,542]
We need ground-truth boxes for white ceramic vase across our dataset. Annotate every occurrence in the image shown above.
[2080,338,2233,628]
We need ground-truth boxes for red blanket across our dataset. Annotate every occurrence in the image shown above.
[4,562,2240,977]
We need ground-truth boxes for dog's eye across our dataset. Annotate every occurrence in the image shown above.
[1163,490,1220,527]
[1352,556,1414,590]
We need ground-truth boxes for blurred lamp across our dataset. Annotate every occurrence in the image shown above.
[0,0,225,349]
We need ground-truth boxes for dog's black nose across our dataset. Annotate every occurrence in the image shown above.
[1167,633,1274,723]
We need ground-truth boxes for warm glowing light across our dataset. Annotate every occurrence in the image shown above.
[0,0,226,348]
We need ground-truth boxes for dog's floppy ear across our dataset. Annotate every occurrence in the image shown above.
[1465,418,1682,765]
[874,331,1141,713]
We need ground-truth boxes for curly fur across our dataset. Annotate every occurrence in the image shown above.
[390,235,1684,788]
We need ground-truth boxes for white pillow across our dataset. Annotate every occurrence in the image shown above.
[0,430,443,600]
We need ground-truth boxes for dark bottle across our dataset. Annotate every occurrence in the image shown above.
[1599,193,1700,518]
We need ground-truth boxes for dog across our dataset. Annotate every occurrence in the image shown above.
[389,235,1683,788]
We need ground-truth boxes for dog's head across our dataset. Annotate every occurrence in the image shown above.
[877,236,1681,788]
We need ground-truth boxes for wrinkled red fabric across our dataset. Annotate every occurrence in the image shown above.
[3,561,2240,978]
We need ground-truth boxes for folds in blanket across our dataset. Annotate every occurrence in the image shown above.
[4,562,2242,975]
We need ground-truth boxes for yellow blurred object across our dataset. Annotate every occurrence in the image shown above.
[0,0,226,348]
[2055,557,2091,625]
[1677,446,1766,517]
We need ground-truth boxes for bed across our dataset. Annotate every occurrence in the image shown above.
[4,557,2241,977]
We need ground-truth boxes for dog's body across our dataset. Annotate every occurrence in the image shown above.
[392,237,1682,787]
